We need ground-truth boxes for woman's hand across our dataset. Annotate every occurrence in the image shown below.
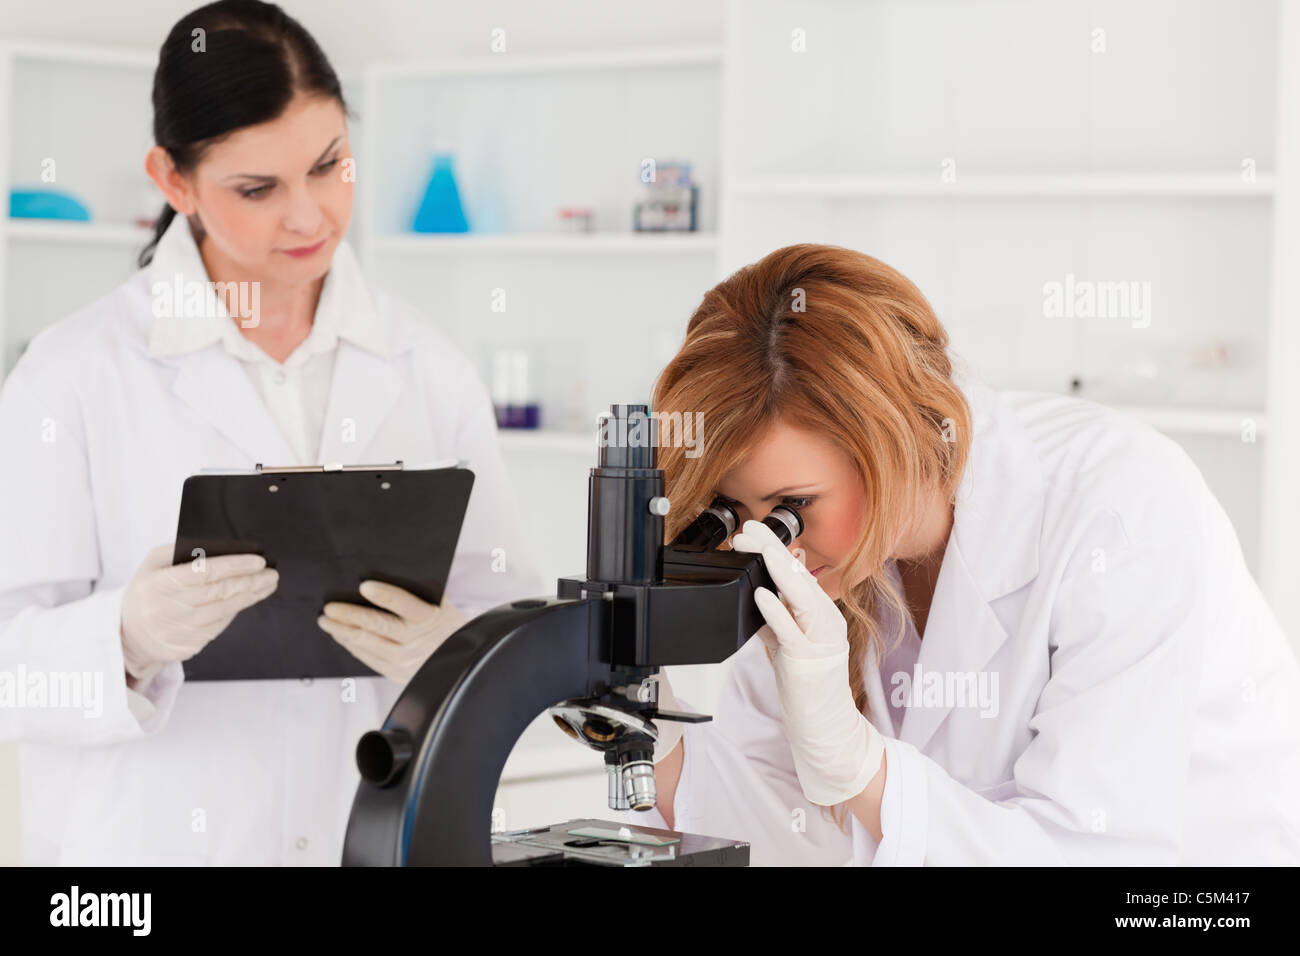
[730,519,886,807]
[317,580,466,685]
[121,543,280,686]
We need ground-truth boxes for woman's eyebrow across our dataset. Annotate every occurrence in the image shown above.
[223,136,343,182]
[717,485,818,503]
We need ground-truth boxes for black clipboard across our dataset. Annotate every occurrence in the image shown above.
[171,460,475,681]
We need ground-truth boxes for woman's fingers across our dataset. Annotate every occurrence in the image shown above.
[754,622,780,655]
[753,587,806,649]
[732,521,819,621]
[317,615,393,671]
[359,579,429,620]
[182,567,279,606]
[160,552,269,588]
[139,542,181,572]
[321,599,405,642]
[179,575,279,627]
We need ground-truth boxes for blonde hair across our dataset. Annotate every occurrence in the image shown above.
[652,244,972,831]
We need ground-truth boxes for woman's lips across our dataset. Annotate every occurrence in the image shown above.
[282,238,326,258]
[811,565,827,577]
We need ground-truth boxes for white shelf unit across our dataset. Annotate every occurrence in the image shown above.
[370,231,719,255]
[718,0,1297,645]
[355,45,726,654]
[731,172,1278,199]
[0,42,159,373]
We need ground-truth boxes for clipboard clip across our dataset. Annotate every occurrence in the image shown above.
[253,460,404,475]
[251,459,466,474]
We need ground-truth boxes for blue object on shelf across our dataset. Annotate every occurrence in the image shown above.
[495,403,541,429]
[412,154,469,233]
[9,189,91,221]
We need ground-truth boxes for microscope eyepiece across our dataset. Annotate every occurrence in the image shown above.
[669,496,739,551]
[669,497,804,551]
[762,503,804,545]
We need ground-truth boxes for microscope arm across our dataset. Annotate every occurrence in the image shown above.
[342,596,608,866]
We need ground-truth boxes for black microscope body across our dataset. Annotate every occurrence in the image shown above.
[342,403,803,866]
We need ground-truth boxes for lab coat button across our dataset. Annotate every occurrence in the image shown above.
[300,675,313,687]
[296,837,308,850]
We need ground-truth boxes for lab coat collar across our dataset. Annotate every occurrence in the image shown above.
[143,212,392,360]
[138,213,407,467]
[948,374,1044,602]
[865,374,1046,751]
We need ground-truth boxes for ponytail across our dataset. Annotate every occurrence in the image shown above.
[137,204,178,269]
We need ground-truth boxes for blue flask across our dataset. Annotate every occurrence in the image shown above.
[413,154,470,233]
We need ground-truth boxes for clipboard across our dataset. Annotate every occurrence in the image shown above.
[171,460,475,681]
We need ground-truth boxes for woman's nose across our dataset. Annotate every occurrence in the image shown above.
[283,185,323,234]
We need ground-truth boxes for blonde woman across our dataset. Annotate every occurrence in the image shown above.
[637,243,1300,866]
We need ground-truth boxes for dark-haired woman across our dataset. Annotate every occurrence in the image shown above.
[0,0,542,865]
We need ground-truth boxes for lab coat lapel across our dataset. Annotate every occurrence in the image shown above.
[896,542,1010,751]
[145,214,297,465]
[313,239,405,464]
[315,342,403,464]
[895,379,1045,754]
[142,216,407,466]
[169,348,299,466]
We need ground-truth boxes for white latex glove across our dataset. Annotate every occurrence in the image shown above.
[731,519,885,806]
[317,580,467,684]
[120,543,280,685]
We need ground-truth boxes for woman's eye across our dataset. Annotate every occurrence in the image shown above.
[313,158,339,175]
[240,184,271,200]
[716,495,814,515]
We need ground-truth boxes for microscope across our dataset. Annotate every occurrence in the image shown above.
[342,403,804,866]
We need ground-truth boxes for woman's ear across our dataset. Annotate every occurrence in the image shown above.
[144,145,196,216]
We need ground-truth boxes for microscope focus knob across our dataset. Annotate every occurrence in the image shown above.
[356,728,414,787]
[648,496,671,516]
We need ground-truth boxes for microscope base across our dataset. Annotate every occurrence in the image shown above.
[490,818,749,866]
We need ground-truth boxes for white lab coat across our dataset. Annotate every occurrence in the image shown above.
[0,215,545,865]
[632,379,1300,865]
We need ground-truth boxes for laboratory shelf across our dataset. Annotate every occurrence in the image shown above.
[371,232,719,256]
[368,43,723,80]
[493,409,1270,455]
[1,39,154,70]
[1112,405,1270,437]
[496,428,594,455]
[730,172,1276,200]
[2,219,153,245]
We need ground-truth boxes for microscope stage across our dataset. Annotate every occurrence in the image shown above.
[490,818,749,867]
